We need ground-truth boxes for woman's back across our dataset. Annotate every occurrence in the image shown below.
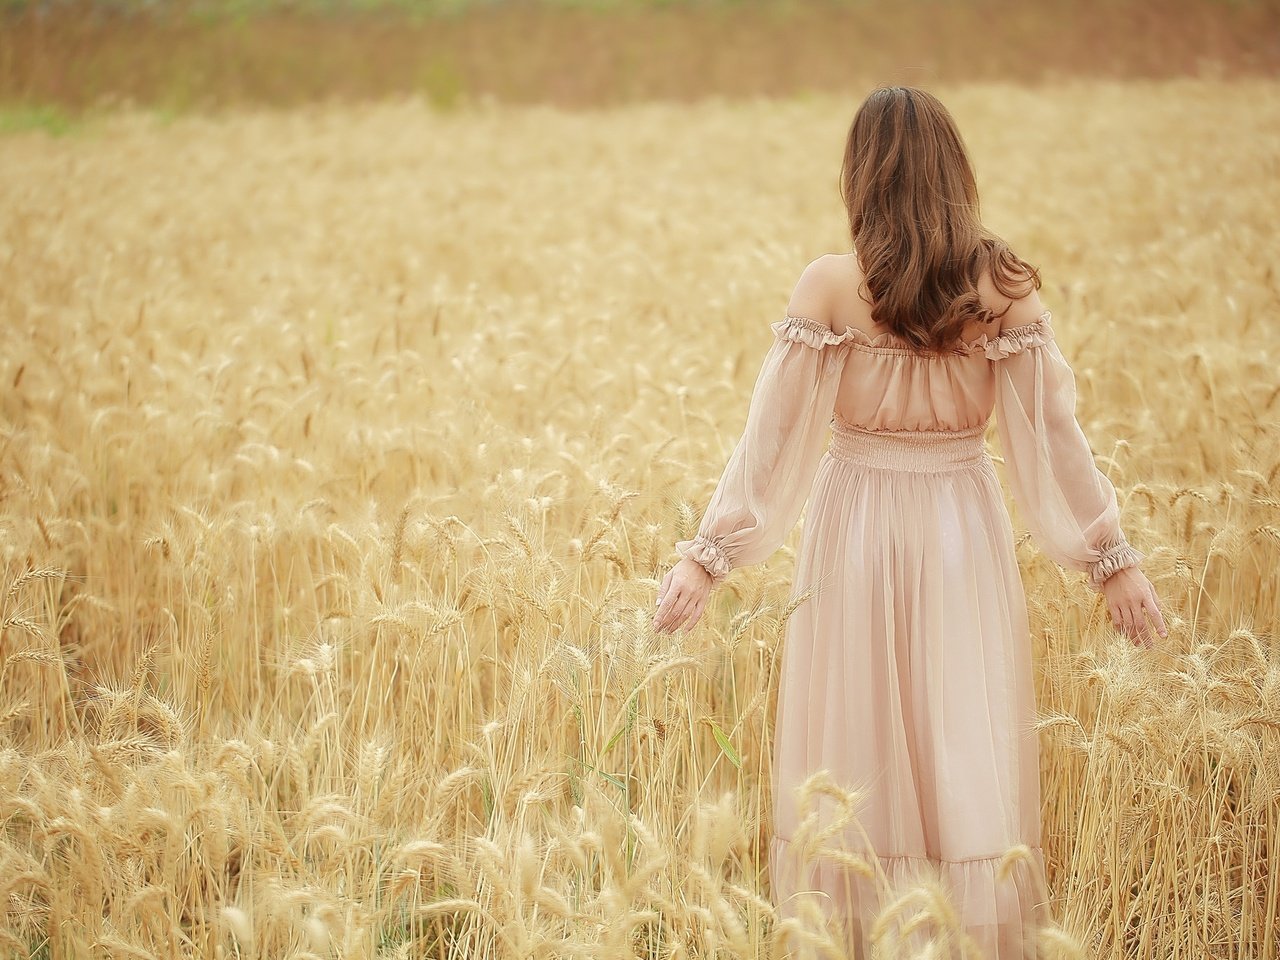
[825,250,1033,349]
[808,252,1055,433]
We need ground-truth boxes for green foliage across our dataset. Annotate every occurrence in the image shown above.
[0,104,78,136]
[418,54,464,110]
[707,717,741,769]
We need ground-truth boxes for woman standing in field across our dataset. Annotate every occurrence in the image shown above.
[652,85,1167,957]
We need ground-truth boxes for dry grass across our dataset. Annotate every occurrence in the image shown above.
[0,78,1277,958]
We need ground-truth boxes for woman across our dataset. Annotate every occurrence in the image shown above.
[652,85,1167,957]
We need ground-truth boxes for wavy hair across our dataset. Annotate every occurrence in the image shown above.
[839,85,1041,355]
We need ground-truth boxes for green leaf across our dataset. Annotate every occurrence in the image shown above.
[707,718,741,769]
[602,724,627,755]
[595,769,627,790]
[567,754,627,791]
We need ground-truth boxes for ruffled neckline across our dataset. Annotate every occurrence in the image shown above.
[775,310,1054,359]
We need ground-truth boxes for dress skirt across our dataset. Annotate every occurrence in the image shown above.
[768,417,1051,959]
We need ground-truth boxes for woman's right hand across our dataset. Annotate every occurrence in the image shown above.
[1101,566,1167,648]
[653,558,715,634]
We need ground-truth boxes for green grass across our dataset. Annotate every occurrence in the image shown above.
[0,104,80,136]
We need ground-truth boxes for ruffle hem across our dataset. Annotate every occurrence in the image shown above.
[769,834,1050,960]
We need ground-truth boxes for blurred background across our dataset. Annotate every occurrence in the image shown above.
[2,0,1278,122]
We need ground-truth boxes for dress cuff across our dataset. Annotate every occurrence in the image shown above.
[1086,535,1145,592]
[674,533,732,584]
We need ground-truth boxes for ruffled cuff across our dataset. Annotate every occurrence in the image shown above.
[769,315,860,350]
[674,533,732,584]
[1086,534,1146,593]
[981,311,1055,360]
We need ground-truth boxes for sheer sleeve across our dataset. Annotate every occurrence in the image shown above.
[984,309,1145,593]
[674,315,855,585]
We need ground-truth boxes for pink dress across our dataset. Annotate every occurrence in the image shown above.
[674,310,1145,958]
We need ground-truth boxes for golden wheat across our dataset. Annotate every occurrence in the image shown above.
[0,78,1276,958]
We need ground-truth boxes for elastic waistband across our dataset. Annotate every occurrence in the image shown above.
[829,421,989,472]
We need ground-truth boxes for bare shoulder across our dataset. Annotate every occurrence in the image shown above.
[783,254,848,329]
[977,257,1045,332]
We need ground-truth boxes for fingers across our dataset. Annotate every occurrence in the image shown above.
[653,583,680,633]
[662,591,694,635]
[1131,602,1153,648]
[1144,590,1168,639]
[1130,603,1152,647]
[1112,594,1161,649]
[684,594,708,632]
[656,569,673,607]
[1111,601,1129,638]
[653,574,712,634]
[1114,600,1140,646]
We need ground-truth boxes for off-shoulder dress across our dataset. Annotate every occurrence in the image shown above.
[674,309,1144,958]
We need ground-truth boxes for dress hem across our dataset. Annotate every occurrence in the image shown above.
[771,833,1047,866]
[769,833,1052,957]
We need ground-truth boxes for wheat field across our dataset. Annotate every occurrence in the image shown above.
[1,78,1278,959]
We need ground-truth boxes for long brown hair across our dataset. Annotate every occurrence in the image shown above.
[839,85,1041,355]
